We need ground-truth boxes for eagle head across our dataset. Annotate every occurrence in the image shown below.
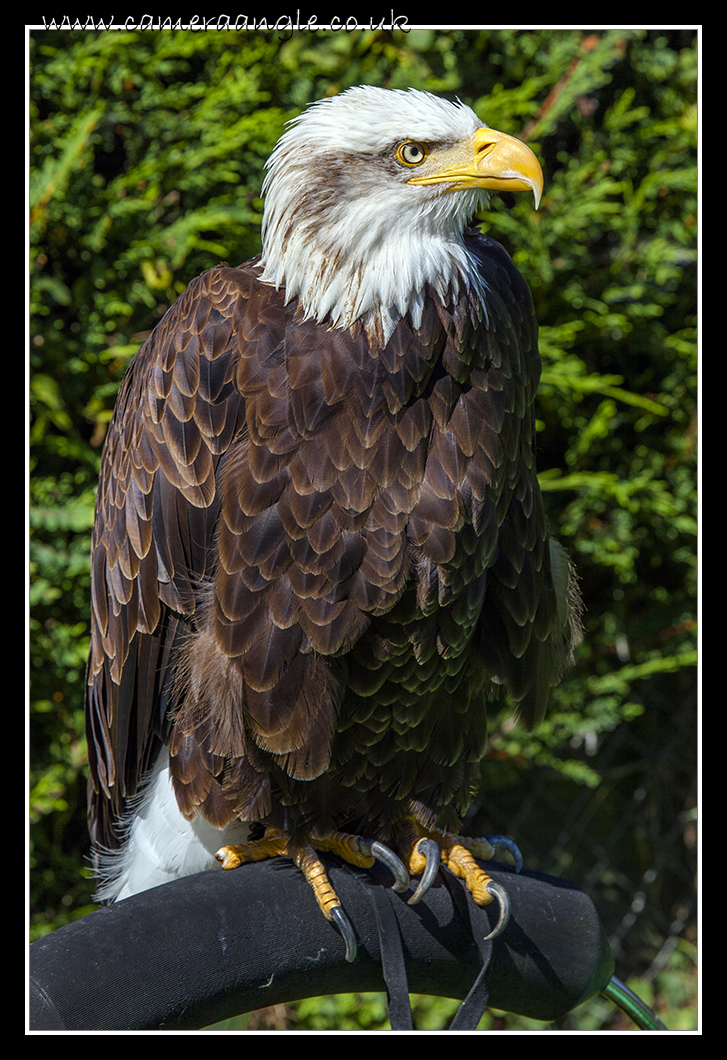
[259,85,543,347]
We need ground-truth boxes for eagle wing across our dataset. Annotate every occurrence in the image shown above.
[86,265,249,849]
[466,235,577,728]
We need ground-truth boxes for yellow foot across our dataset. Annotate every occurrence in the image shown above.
[215,827,288,868]
[215,828,409,962]
[397,817,522,940]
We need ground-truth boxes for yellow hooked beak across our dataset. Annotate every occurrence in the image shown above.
[406,127,543,208]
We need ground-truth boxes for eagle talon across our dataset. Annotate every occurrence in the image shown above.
[329,905,357,962]
[367,840,411,893]
[407,838,440,905]
[490,835,523,873]
[481,880,510,941]
[478,835,524,873]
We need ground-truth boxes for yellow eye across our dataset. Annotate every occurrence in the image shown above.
[397,141,428,166]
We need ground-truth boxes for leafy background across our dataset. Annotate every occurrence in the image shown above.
[29,27,698,1030]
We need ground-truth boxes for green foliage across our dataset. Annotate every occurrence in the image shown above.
[30,28,697,1027]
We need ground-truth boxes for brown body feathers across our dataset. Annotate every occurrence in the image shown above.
[86,236,578,860]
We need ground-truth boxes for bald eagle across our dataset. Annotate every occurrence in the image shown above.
[86,85,580,959]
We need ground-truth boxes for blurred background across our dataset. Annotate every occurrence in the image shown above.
[29,26,698,1029]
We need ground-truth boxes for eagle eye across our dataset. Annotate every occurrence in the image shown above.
[397,141,428,166]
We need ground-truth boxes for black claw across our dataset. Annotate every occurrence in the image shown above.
[482,880,510,941]
[330,905,357,962]
[407,838,440,905]
[368,840,410,893]
[484,835,523,873]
